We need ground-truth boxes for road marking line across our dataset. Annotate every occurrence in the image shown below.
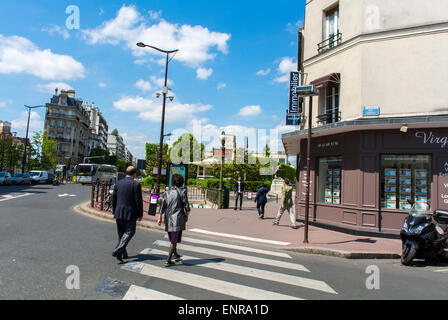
[433,269,448,273]
[122,261,302,300]
[153,240,309,272]
[188,228,291,246]
[0,193,32,202]
[123,284,184,300]
[164,235,292,259]
[142,248,337,294]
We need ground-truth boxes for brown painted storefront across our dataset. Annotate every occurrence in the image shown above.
[295,128,448,235]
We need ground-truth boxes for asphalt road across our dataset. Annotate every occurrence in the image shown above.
[1,183,448,300]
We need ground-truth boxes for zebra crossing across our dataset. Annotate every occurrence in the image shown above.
[95,236,338,300]
[0,192,32,202]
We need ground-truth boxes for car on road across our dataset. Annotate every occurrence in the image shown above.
[29,171,49,184]
[0,172,12,185]
[10,173,32,185]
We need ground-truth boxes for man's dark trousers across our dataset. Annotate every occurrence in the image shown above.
[112,176,143,258]
[235,192,243,210]
[114,219,136,257]
[257,202,266,217]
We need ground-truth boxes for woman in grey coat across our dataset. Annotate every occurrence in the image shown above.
[157,173,191,266]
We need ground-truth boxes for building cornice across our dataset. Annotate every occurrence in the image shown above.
[304,21,448,68]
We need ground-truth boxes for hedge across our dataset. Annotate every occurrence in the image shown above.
[187,178,272,192]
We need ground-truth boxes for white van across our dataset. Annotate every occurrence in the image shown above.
[29,171,49,184]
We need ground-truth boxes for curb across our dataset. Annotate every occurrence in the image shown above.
[282,246,401,259]
[75,202,401,260]
[75,202,165,233]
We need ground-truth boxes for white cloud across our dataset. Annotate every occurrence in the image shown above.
[121,132,149,159]
[256,68,271,76]
[217,82,227,90]
[41,25,70,40]
[113,95,212,123]
[196,67,213,80]
[274,57,296,83]
[135,79,152,91]
[12,111,44,132]
[148,10,162,20]
[98,82,107,88]
[238,105,262,117]
[0,34,85,80]
[150,75,173,88]
[37,82,73,93]
[82,5,231,68]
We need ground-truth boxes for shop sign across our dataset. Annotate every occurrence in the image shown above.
[415,131,448,149]
[317,141,339,148]
[288,72,300,114]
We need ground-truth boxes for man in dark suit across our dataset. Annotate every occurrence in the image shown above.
[234,176,245,210]
[112,166,143,263]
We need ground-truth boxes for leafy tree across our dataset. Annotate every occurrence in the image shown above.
[169,133,205,179]
[111,129,119,136]
[145,142,169,174]
[30,131,59,171]
[277,163,297,182]
[0,138,23,172]
[116,159,127,173]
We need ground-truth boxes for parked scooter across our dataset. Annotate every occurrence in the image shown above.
[400,199,448,265]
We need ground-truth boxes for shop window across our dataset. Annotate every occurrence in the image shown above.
[318,156,342,204]
[381,155,431,211]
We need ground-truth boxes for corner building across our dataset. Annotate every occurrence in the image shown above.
[282,0,448,234]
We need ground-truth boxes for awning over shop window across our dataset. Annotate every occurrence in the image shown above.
[310,73,340,89]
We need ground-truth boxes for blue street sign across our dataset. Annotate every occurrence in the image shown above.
[362,106,380,116]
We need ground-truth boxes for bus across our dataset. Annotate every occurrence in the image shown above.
[73,163,118,185]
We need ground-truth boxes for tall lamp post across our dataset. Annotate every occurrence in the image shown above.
[22,105,46,173]
[295,85,318,244]
[136,42,178,196]
[218,131,225,209]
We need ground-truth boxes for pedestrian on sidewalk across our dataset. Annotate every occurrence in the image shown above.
[234,176,245,210]
[111,166,143,263]
[254,183,268,219]
[158,173,191,267]
[273,179,297,228]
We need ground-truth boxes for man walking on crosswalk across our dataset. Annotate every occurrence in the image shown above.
[273,179,297,228]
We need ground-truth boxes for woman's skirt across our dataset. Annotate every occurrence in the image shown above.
[168,231,182,244]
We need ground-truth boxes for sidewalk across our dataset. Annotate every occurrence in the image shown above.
[77,197,402,259]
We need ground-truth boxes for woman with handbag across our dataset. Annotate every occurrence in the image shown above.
[158,173,191,266]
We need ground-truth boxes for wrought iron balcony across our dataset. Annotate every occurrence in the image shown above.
[318,32,342,53]
[316,111,341,125]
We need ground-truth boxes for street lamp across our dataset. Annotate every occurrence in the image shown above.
[136,42,178,196]
[295,85,318,244]
[218,131,225,209]
[22,105,46,173]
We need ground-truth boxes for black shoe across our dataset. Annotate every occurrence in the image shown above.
[115,252,124,263]
[122,249,129,259]
[165,260,175,267]
[173,254,182,262]
[234,208,237,210]
[239,208,242,210]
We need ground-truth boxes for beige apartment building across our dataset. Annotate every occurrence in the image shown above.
[44,89,92,170]
[282,0,448,234]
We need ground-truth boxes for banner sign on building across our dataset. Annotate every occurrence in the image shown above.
[286,111,301,126]
[288,72,300,114]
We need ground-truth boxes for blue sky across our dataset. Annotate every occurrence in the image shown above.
[0,0,305,159]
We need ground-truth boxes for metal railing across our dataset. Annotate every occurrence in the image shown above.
[90,181,114,212]
[316,110,341,125]
[187,186,206,201]
[205,188,220,207]
[318,32,342,53]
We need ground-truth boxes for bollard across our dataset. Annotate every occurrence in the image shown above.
[91,181,95,208]
[100,182,105,211]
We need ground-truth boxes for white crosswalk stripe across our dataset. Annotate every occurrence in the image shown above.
[153,240,309,272]
[97,237,338,300]
[141,248,337,294]
[0,193,32,202]
[121,261,303,300]
[123,284,184,300]
[165,235,292,259]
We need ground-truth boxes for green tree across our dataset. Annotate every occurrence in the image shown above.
[0,138,23,172]
[145,142,169,174]
[277,163,296,182]
[31,131,59,170]
[111,129,119,136]
[169,133,205,179]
